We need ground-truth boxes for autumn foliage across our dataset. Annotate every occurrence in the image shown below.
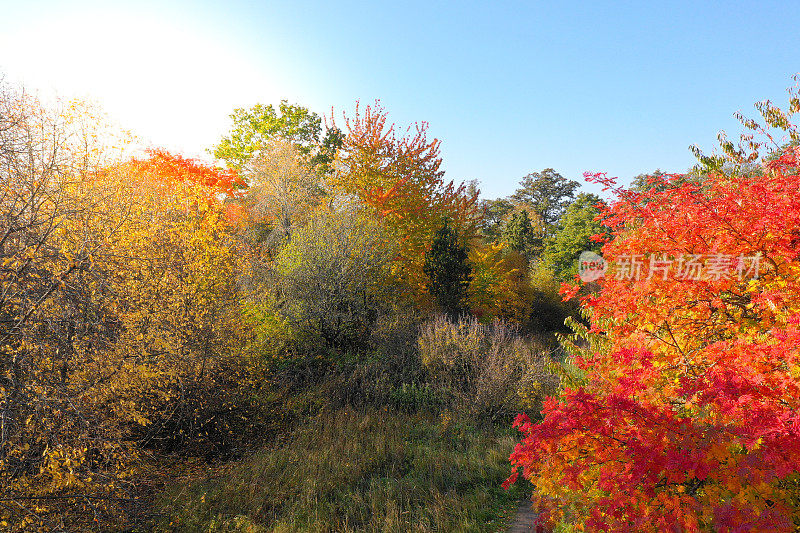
[507,146,800,531]
[15,69,800,531]
[0,88,253,529]
[131,148,244,197]
[331,102,481,302]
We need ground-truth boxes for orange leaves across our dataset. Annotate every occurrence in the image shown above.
[331,101,480,302]
[130,148,244,198]
[115,148,250,229]
[360,176,410,218]
[508,145,800,531]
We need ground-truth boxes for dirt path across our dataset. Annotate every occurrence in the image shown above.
[507,499,543,532]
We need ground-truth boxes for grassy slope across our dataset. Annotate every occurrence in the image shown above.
[154,407,529,532]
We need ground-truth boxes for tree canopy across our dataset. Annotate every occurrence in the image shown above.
[213,100,342,174]
[541,192,607,281]
[511,168,580,230]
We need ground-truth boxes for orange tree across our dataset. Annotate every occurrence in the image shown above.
[329,102,481,307]
[506,145,800,531]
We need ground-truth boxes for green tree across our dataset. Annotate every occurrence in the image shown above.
[541,192,608,281]
[511,168,580,231]
[213,100,342,174]
[478,197,514,241]
[630,169,669,193]
[423,222,472,316]
[502,209,537,256]
[272,208,398,351]
[630,169,711,197]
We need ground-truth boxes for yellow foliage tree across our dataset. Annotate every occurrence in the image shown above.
[467,241,532,323]
[240,137,325,252]
[0,83,251,529]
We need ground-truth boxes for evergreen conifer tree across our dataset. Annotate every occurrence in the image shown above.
[423,221,472,316]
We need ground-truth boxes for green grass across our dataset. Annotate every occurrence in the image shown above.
[154,407,528,532]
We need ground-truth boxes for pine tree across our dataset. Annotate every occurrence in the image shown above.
[502,210,536,257]
[423,221,472,316]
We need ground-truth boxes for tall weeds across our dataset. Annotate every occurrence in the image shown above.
[418,315,559,421]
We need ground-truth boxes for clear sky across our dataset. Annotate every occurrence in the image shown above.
[1,0,798,199]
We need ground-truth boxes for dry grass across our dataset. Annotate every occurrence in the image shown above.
[154,408,528,532]
[418,315,560,421]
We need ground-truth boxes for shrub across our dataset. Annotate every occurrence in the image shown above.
[508,142,800,530]
[417,315,558,421]
[271,208,400,353]
[389,382,444,412]
[467,241,534,325]
[0,89,256,529]
[527,265,578,332]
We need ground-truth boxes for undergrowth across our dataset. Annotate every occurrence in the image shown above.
[154,407,530,532]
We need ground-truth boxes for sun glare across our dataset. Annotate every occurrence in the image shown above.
[0,8,281,161]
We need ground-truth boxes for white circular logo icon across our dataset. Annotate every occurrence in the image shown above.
[578,251,607,282]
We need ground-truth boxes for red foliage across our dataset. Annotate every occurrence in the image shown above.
[507,146,800,531]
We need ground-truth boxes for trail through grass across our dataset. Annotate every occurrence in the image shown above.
[155,408,528,532]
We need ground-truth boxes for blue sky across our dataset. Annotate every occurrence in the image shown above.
[1,0,798,198]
